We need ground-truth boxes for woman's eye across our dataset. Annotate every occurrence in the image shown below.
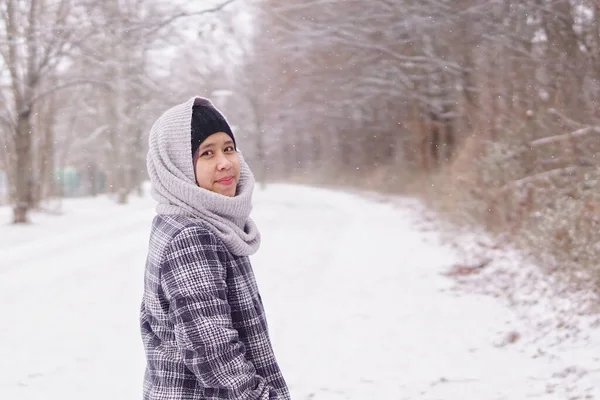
[201,150,214,157]
[224,146,235,152]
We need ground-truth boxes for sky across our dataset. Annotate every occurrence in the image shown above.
[148,0,255,78]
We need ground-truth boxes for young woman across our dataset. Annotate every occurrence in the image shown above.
[140,97,290,400]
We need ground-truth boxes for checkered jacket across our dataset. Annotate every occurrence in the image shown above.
[140,215,290,400]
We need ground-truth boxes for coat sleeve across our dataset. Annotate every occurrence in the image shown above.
[161,225,280,400]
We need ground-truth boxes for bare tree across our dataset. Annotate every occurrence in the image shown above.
[239,0,600,289]
[0,0,237,222]
[0,0,106,222]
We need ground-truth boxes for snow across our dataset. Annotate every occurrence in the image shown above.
[0,184,598,399]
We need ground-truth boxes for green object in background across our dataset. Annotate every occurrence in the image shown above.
[53,167,80,196]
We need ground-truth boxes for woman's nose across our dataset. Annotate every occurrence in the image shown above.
[216,153,232,170]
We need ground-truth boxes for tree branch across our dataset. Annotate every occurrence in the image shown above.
[5,0,25,107]
[530,126,600,147]
[37,0,72,75]
[547,108,586,128]
[502,166,589,191]
[0,113,14,130]
[29,79,113,106]
[137,0,237,37]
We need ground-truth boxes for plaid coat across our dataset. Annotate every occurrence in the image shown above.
[140,215,290,400]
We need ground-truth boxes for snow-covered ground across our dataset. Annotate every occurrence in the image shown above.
[0,184,598,399]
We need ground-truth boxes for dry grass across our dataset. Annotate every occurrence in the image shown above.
[416,132,600,296]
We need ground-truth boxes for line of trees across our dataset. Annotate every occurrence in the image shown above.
[214,0,599,290]
[2,0,599,290]
[0,0,236,223]
[237,0,598,182]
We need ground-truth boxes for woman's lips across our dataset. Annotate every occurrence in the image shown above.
[216,177,234,185]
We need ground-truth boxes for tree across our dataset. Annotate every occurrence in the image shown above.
[0,0,105,222]
[0,0,237,222]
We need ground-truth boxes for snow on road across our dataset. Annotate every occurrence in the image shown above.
[0,184,597,399]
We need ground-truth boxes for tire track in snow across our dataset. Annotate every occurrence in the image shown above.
[0,206,153,287]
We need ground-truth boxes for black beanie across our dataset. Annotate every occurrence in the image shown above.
[190,105,236,156]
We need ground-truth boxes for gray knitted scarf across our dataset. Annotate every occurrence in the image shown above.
[147,96,260,256]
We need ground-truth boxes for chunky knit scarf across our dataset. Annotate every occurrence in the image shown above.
[146,97,260,256]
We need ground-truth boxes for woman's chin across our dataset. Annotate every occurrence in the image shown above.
[217,186,237,197]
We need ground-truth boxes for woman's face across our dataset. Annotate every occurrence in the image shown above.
[193,132,240,197]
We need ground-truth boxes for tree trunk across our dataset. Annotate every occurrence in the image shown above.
[255,126,267,189]
[89,162,98,197]
[13,110,33,223]
[117,187,128,204]
[34,100,55,208]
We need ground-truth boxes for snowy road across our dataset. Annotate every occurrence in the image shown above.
[0,184,595,399]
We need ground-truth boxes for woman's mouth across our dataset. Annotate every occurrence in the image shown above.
[216,177,234,185]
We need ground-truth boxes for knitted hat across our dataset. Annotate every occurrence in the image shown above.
[190,105,236,156]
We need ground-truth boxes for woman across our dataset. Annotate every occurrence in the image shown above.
[140,97,290,400]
